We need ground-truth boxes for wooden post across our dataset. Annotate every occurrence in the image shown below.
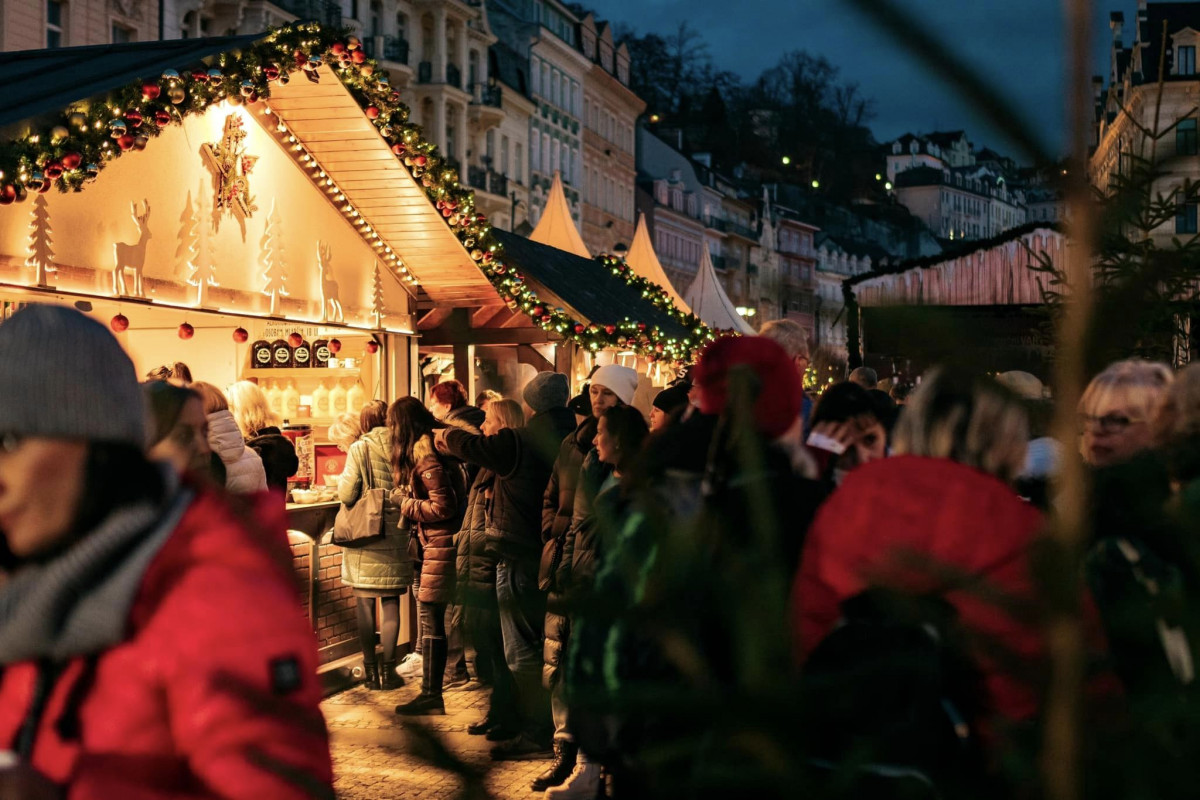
[453,342,476,400]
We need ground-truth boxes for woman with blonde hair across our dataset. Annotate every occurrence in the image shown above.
[795,368,1064,732]
[227,380,297,492]
[1080,359,1174,468]
[191,381,267,494]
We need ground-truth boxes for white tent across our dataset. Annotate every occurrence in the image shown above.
[684,246,755,334]
[624,212,692,315]
[529,171,591,259]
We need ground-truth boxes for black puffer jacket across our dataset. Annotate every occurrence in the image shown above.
[246,427,299,492]
[456,466,498,608]
[443,406,576,564]
[543,417,597,547]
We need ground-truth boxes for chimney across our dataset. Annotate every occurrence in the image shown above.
[1092,75,1104,101]
[1110,11,1124,44]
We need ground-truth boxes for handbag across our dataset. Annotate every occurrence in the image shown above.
[332,446,389,546]
[538,531,567,593]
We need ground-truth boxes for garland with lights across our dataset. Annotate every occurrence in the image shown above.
[0,22,715,364]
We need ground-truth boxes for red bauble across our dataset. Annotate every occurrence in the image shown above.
[391,143,405,155]
[414,155,427,167]
[604,324,616,335]
[110,314,129,332]
[233,327,249,343]
[61,152,82,170]
[178,322,194,340]
[264,64,281,81]
[331,42,346,55]
[191,69,209,82]
[125,110,143,128]
[142,82,161,101]
[154,109,171,126]
[328,338,342,354]
[0,185,15,205]
[540,314,552,324]
[117,134,136,151]
[288,332,303,347]
[43,162,63,179]
[573,323,585,334]
[351,50,367,64]
[532,305,545,316]
[366,105,380,119]
[636,322,647,332]
[365,340,379,354]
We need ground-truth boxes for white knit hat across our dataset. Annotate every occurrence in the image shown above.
[590,364,639,406]
[0,305,145,448]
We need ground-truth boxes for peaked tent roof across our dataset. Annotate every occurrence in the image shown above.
[529,171,591,259]
[625,212,691,315]
[684,247,755,334]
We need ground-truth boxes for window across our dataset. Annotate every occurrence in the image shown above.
[111,22,133,43]
[501,136,509,175]
[47,0,64,47]
[1179,118,1198,156]
[1180,45,1197,76]
[531,57,540,95]
[515,144,523,183]
[541,63,550,100]
[531,124,541,171]
[1177,202,1198,234]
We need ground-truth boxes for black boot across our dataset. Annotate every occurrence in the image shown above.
[531,739,578,791]
[361,659,381,691]
[395,637,446,715]
[379,659,404,690]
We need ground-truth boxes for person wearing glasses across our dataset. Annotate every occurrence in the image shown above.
[1079,359,1174,468]
[0,306,332,799]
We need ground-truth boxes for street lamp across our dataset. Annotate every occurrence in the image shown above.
[782,156,791,165]
[811,180,820,189]
[735,306,757,318]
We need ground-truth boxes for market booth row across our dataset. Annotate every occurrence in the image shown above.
[0,25,713,685]
[0,28,508,681]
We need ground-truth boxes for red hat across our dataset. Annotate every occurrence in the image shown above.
[694,335,803,438]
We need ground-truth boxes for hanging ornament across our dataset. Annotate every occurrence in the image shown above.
[233,327,249,343]
[162,69,180,82]
[117,134,136,151]
[85,163,99,179]
[50,125,69,142]
[110,119,128,138]
[604,324,616,335]
[26,172,45,192]
[264,64,281,81]
[347,36,361,51]
[288,331,303,347]
[240,80,256,97]
[637,322,647,332]
[351,50,366,65]
[178,322,195,340]
[134,135,149,150]
[360,64,374,77]
[191,69,208,83]
[328,338,342,354]
[331,42,347,55]
[125,110,143,127]
[207,68,223,83]
[366,105,380,119]
[169,85,186,104]
[365,340,379,355]
[110,314,129,332]
[573,323,585,334]
[142,82,161,101]
[43,161,63,179]
[154,109,171,126]
[391,143,405,155]
[0,185,14,205]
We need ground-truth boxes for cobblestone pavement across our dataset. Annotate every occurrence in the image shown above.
[323,678,551,800]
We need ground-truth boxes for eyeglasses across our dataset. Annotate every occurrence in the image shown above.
[0,433,23,454]
[1079,413,1143,434]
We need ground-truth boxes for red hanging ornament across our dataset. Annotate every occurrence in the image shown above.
[288,331,303,347]
[366,105,380,119]
[365,340,379,354]
[142,82,161,101]
[0,185,15,205]
[532,305,545,317]
[43,162,63,180]
[125,110,143,128]
[351,50,367,64]
[636,322,647,332]
[264,64,281,81]
[331,42,347,55]
[110,314,129,333]
[117,134,136,151]
[604,324,616,335]
[61,152,82,170]
[153,109,171,126]
[573,323,585,334]
[232,327,249,343]
[540,314,552,324]
[328,338,342,354]
[178,322,194,340]
[191,68,209,82]
[391,143,406,155]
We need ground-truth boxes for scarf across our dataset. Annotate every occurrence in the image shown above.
[0,475,192,665]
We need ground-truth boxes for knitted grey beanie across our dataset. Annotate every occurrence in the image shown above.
[522,371,569,413]
[0,304,145,448]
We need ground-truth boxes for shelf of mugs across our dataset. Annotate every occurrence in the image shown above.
[246,368,362,379]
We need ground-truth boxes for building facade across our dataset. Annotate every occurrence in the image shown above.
[814,238,873,356]
[1093,2,1200,244]
[636,126,708,294]
[776,214,819,332]
[577,13,642,256]
[3,0,163,50]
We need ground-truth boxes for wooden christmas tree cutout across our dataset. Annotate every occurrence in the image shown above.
[371,261,386,328]
[260,200,289,315]
[26,194,55,289]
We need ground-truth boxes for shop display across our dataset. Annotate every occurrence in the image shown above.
[281,423,313,490]
[282,381,301,421]
[317,242,344,324]
[252,339,272,367]
[312,382,330,418]
[329,380,348,418]
[313,338,331,368]
[271,338,293,368]
[293,336,313,368]
[26,194,54,289]
[260,201,289,315]
[112,201,151,298]
[347,381,365,415]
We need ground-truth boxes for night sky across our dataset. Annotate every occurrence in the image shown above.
[590,0,1142,161]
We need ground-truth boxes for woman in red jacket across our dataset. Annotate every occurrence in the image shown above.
[794,368,1049,726]
[0,305,332,800]
[390,397,464,716]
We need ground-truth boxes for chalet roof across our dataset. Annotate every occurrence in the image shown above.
[529,171,591,258]
[683,247,754,334]
[625,212,691,314]
[492,229,689,337]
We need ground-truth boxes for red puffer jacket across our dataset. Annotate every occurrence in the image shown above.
[401,434,464,605]
[0,488,332,800]
[794,455,1098,724]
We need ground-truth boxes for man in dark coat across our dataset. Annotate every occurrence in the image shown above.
[435,371,575,759]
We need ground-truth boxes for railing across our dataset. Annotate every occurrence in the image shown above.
[471,84,502,107]
[362,35,409,65]
[446,64,462,88]
[467,166,508,196]
[710,255,727,271]
[275,0,341,26]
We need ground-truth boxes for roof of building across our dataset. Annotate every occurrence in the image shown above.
[530,171,592,258]
[925,130,969,148]
[492,229,690,337]
[490,41,529,97]
[625,212,691,314]
[0,35,261,131]
[683,247,755,334]
[1135,3,1200,83]
[637,125,704,196]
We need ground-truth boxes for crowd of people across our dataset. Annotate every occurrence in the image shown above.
[6,305,1200,798]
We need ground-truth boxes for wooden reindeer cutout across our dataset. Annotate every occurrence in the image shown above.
[113,201,151,297]
[318,242,344,323]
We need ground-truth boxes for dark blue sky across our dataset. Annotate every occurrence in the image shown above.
[590,0,1140,160]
